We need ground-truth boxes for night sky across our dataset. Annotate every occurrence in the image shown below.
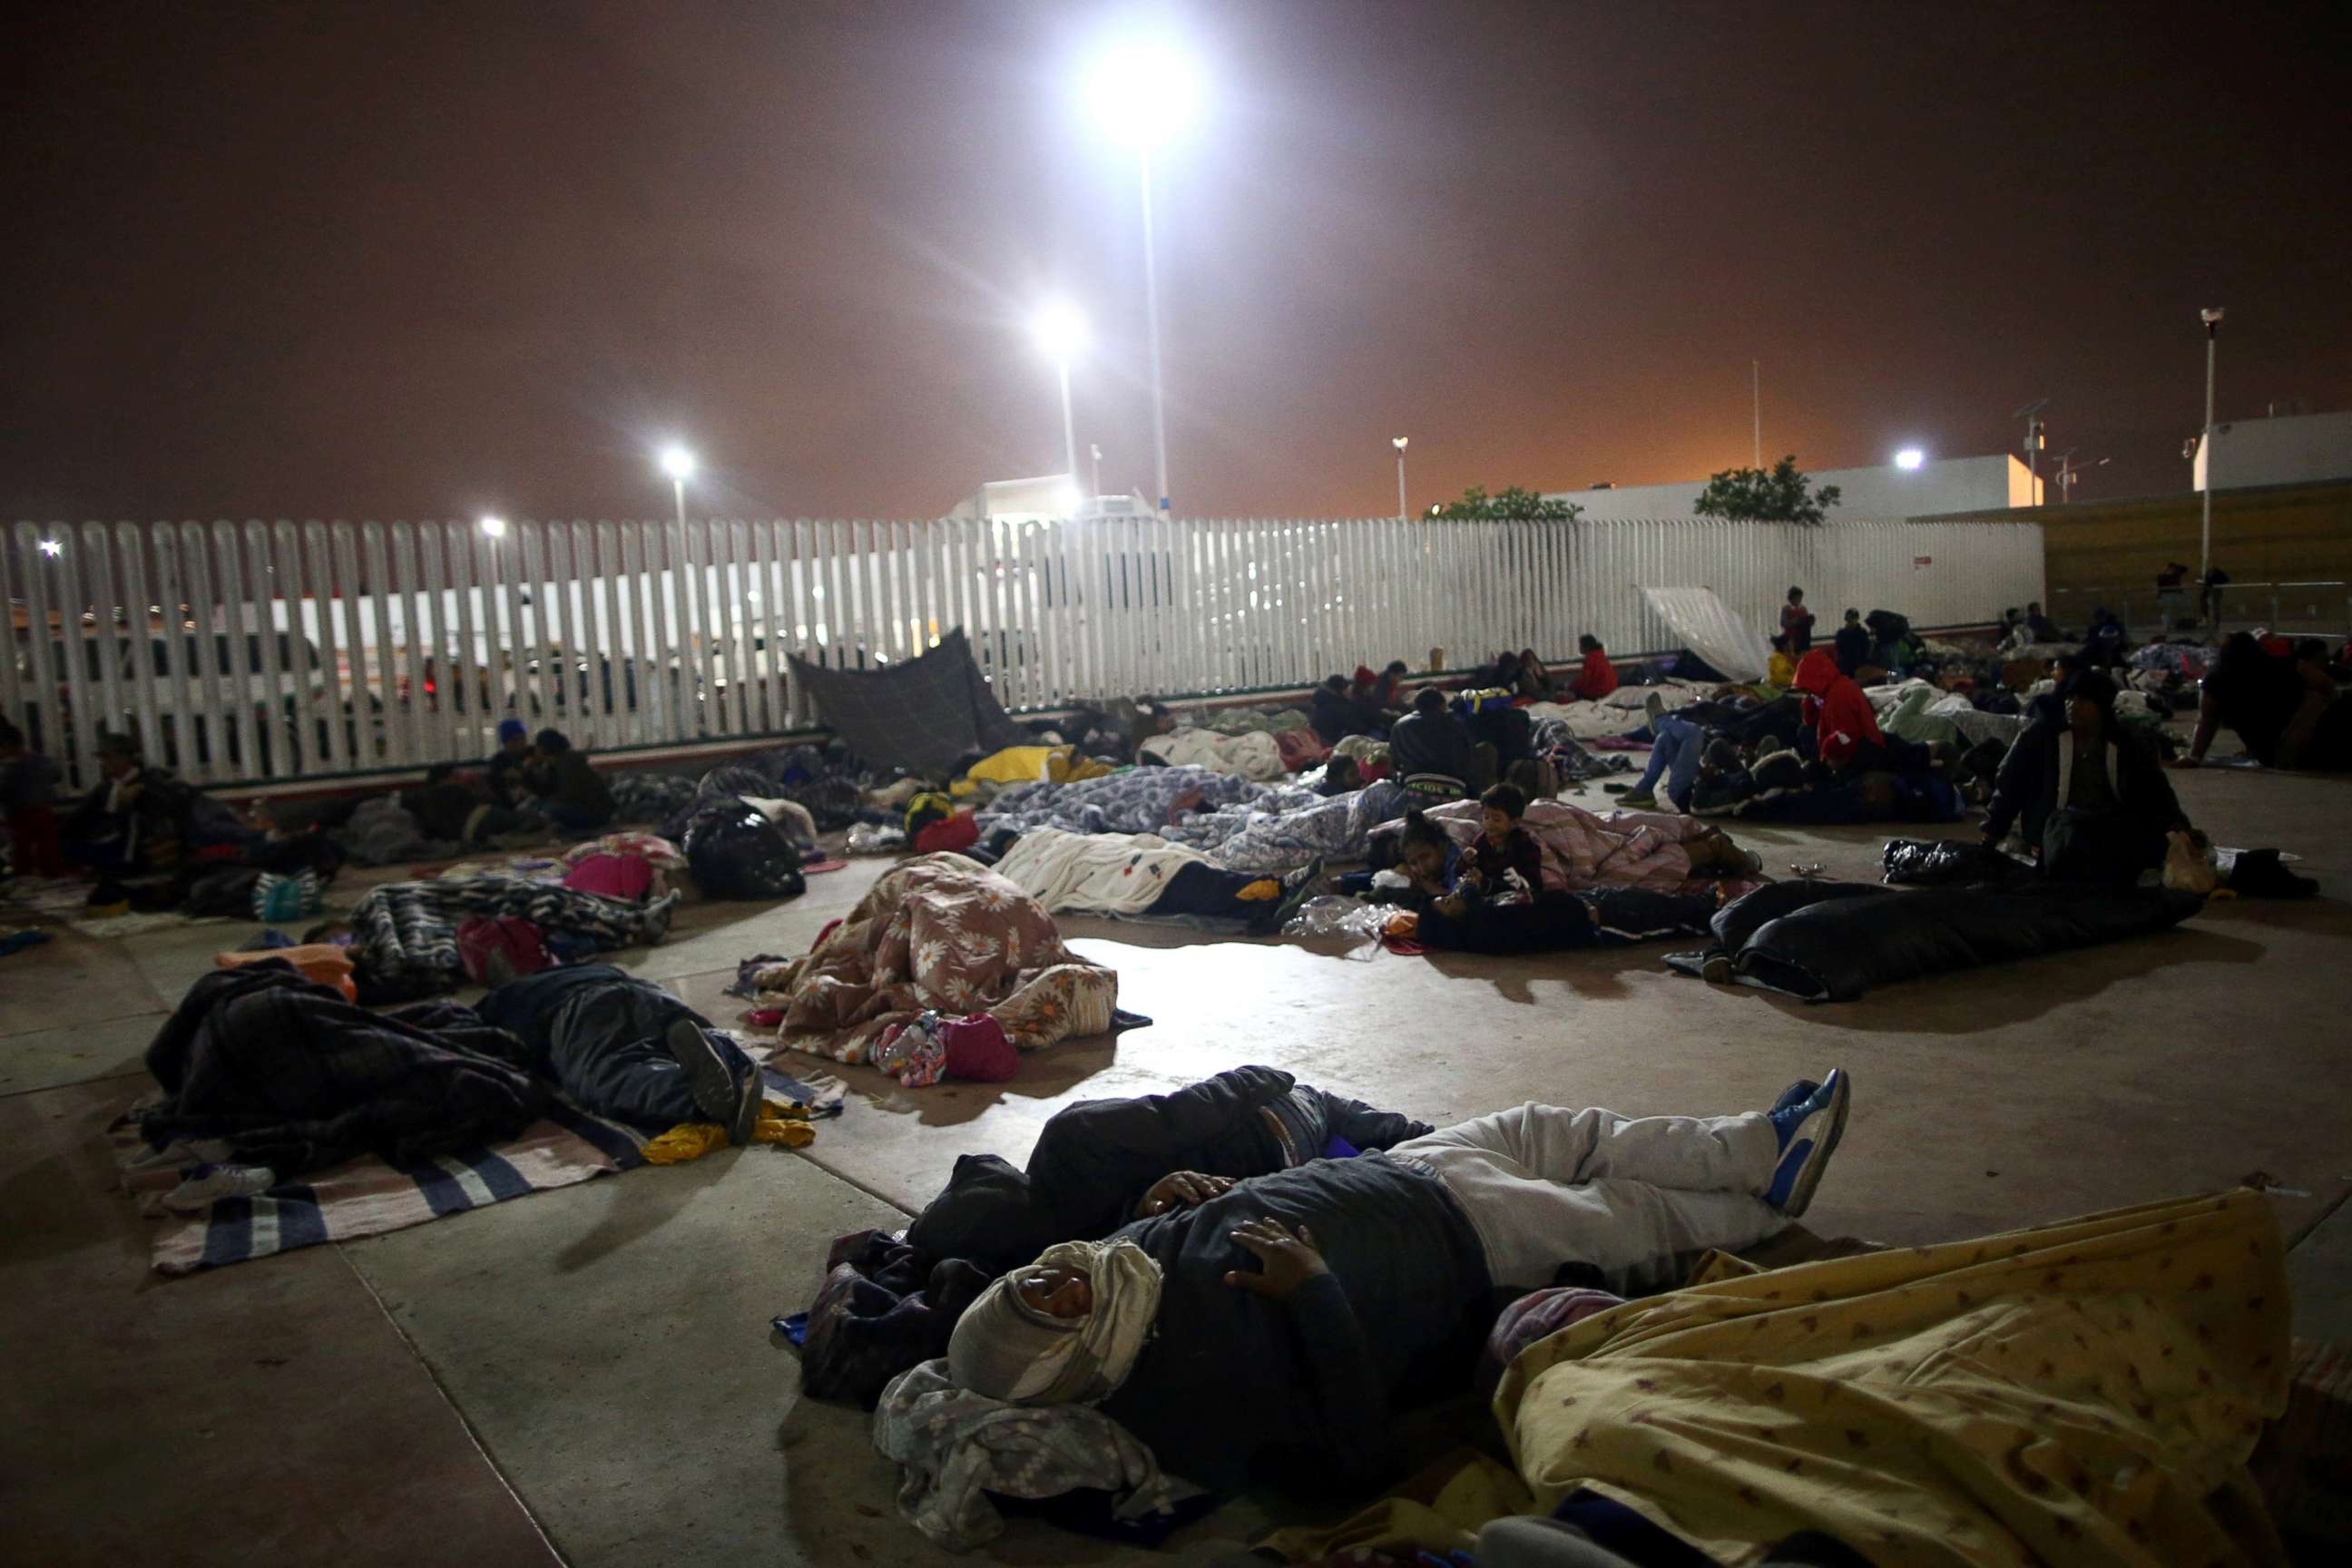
[5,0,2347,524]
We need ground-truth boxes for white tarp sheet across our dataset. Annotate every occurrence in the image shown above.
[1642,586,1769,682]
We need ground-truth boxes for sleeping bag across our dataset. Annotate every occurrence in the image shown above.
[682,799,807,901]
[1691,878,2204,1001]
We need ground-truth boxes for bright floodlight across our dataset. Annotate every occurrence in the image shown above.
[1055,481,1083,515]
[38,537,63,557]
[1392,436,1408,453]
[1031,299,1087,361]
[1084,39,1201,148]
[659,445,697,481]
[479,514,508,539]
[1894,447,1926,470]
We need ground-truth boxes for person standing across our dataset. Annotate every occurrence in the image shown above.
[1833,609,1871,676]
[1779,587,1816,654]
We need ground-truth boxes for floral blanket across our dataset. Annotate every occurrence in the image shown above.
[976,766,1269,837]
[750,854,1118,1065]
[1164,779,1411,873]
[1374,799,1732,897]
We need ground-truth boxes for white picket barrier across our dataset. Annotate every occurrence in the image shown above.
[3,514,2043,788]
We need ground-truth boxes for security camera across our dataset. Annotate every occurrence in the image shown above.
[2200,307,2225,325]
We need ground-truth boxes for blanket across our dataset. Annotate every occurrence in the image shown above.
[789,629,1030,777]
[139,965,547,1174]
[116,1095,644,1275]
[1136,727,1289,781]
[977,765,1270,836]
[1162,779,1410,873]
[992,828,1214,915]
[1376,798,1726,896]
[1498,1190,2291,1567]
[750,854,1118,1064]
[874,1358,1177,1552]
[348,874,677,1001]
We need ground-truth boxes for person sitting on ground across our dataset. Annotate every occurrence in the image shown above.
[1513,648,1553,701]
[525,728,616,833]
[944,1073,1853,1496]
[1568,634,1618,701]
[63,731,197,874]
[1309,674,1386,746]
[400,763,536,848]
[2023,601,2061,644]
[1,717,68,879]
[1983,668,2190,883]
[1779,586,1816,653]
[1393,788,1541,919]
[2174,631,2352,772]
[1622,691,1709,811]
[1386,687,1482,801]
[906,1065,1436,1273]
[1765,632,1798,689]
[1834,608,1872,676]
[1369,659,1412,710]
[485,718,535,809]
[474,964,767,1144]
[2082,607,2127,668]
[1790,648,1916,776]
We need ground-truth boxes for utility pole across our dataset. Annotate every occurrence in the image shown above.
[1750,360,1761,467]
[2199,308,2223,586]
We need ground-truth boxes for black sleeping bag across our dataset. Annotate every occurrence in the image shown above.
[1418,889,1715,956]
[1707,878,2204,1002]
[681,799,807,900]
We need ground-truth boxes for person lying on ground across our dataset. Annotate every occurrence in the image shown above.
[944,1073,1853,1496]
[906,1064,1435,1272]
[1621,691,1707,810]
[63,730,198,874]
[1834,607,1872,676]
[526,728,617,833]
[1311,752,1363,796]
[400,762,537,848]
[485,717,535,809]
[2174,630,2352,771]
[1309,674,1387,746]
[474,963,765,1144]
[1984,668,2190,882]
[1568,633,1619,701]
[1386,686,1482,801]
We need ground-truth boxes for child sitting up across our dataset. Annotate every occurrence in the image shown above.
[1396,784,1544,919]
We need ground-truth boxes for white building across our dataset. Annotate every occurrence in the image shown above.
[2192,409,2352,492]
[1544,453,2041,521]
[947,475,1159,524]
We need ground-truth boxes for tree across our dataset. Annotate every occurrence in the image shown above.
[1691,456,1843,525]
[1426,485,1583,521]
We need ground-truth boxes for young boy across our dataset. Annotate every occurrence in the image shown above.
[1448,781,1544,914]
[0,717,69,878]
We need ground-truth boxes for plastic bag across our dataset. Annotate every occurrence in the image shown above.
[682,801,807,900]
[1280,894,1396,958]
[1881,838,2011,887]
[842,823,906,856]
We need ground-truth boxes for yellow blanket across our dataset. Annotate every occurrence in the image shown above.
[950,745,1114,797]
[1498,1190,2290,1566]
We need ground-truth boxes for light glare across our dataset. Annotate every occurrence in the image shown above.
[37,537,63,557]
[659,444,697,481]
[479,514,508,538]
[1894,447,1926,470]
[1030,299,1087,361]
[1085,40,1200,148]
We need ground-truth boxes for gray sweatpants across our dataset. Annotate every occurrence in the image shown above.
[1389,1103,1785,1292]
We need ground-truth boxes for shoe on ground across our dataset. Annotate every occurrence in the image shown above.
[1763,1069,1850,1216]
[1700,950,1735,985]
[1643,691,1668,729]
[1619,790,1658,808]
[665,1018,763,1146]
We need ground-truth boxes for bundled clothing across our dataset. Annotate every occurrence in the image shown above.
[1133,728,1287,781]
[907,1065,1433,1271]
[399,777,531,847]
[1161,779,1410,873]
[139,962,545,1175]
[990,828,1297,928]
[474,964,757,1129]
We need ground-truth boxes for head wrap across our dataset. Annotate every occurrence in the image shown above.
[946,1238,1163,1406]
[497,718,528,744]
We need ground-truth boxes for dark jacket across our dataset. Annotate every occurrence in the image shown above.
[905,1066,1432,1271]
[1833,622,1871,676]
[1386,709,1482,790]
[485,748,534,809]
[400,779,485,843]
[1309,685,1386,746]
[1100,1153,1492,1495]
[541,750,615,821]
[1984,698,2187,848]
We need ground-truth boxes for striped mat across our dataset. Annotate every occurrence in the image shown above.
[116,1100,647,1275]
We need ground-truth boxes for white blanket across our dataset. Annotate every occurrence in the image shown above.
[1135,727,1289,780]
[992,828,1212,915]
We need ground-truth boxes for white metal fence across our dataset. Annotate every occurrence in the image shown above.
[4,514,2043,789]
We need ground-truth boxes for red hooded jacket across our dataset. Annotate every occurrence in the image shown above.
[1571,647,1619,701]
[1791,649,1883,766]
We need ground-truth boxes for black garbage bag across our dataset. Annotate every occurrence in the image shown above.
[1881,837,2016,887]
[682,799,806,901]
[696,764,774,800]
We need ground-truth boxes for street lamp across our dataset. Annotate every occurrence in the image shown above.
[478,514,508,539]
[37,537,63,558]
[658,444,696,531]
[1030,300,1087,491]
[2198,307,2223,591]
[1089,442,1103,499]
[1893,447,1925,471]
[1391,436,1410,521]
[1085,39,1200,514]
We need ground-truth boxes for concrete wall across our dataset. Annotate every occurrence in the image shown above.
[2193,409,2352,492]
[1934,478,2352,631]
[1547,453,2037,521]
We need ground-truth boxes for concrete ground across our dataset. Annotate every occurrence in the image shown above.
[5,744,2349,1566]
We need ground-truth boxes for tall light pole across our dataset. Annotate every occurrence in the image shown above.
[1089,442,1103,499]
[1391,436,1409,521]
[2199,307,2223,590]
[659,444,696,531]
[1087,41,1200,515]
[1029,300,1086,487]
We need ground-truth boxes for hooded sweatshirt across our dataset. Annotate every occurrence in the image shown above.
[1570,647,1619,701]
[1791,649,1883,767]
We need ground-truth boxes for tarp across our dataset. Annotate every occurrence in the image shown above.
[789,628,1030,777]
[1641,586,1767,682]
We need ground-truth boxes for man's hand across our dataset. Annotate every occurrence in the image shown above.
[1135,1171,1233,1218]
[1222,1217,1329,1299]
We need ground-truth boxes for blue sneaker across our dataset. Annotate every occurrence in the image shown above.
[1770,1079,1820,1115]
[1763,1070,1849,1217]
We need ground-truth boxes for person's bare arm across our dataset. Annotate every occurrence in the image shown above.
[2172,689,2222,767]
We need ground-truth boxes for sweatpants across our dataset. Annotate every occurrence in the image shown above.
[1389,1102,1785,1292]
